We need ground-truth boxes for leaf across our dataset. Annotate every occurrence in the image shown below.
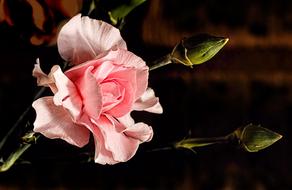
[108,0,146,25]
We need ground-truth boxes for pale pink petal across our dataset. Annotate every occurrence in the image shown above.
[91,126,118,165]
[32,59,57,93]
[75,66,102,120]
[92,115,141,163]
[109,47,147,69]
[105,69,136,118]
[134,68,148,100]
[95,48,149,99]
[92,61,116,82]
[32,59,52,87]
[64,48,149,99]
[113,49,149,99]
[65,59,115,84]
[117,113,135,127]
[93,134,118,165]
[77,115,118,165]
[100,80,125,112]
[32,96,90,147]
[57,14,127,65]
[123,122,153,142]
[117,114,153,142]
[52,65,82,120]
[134,88,163,114]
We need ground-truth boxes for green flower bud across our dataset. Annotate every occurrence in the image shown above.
[235,124,282,152]
[171,34,228,67]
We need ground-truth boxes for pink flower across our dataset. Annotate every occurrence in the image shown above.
[32,14,162,164]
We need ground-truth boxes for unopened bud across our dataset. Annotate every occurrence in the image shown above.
[171,34,228,67]
[235,124,282,152]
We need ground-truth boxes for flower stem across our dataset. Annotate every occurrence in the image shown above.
[0,134,39,172]
[147,146,174,152]
[174,135,232,149]
[149,54,172,71]
[0,87,46,152]
[0,144,31,172]
[0,86,45,172]
[148,134,233,153]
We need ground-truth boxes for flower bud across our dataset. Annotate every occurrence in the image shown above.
[171,34,228,67]
[234,124,282,152]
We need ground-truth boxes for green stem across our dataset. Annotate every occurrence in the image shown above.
[147,146,174,152]
[0,144,31,172]
[174,134,234,151]
[175,135,231,149]
[148,134,233,153]
[149,54,172,71]
[0,134,39,172]
[0,87,46,152]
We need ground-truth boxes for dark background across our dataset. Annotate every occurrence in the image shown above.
[0,0,290,189]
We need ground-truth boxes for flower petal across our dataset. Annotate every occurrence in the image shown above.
[133,88,163,114]
[123,122,153,142]
[118,113,153,142]
[95,48,149,99]
[109,47,147,69]
[32,96,90,147]
[52,65,82,120]
[92,115,141,163]
[75,66,102,120]
[77,115,118,165]
[32,59,58,93]
[117,113,135,127]
[57,14,127,65]
[105,69,136,118]
[65,47,148,100]
[90,125,118,165]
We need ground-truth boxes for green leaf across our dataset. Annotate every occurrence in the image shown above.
[108,0,146,25]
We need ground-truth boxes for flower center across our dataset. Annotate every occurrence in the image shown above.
[100,80,125,112]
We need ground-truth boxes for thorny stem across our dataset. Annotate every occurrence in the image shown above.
[149,54,172,71]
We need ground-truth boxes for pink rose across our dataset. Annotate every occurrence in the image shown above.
[32,14,162,164]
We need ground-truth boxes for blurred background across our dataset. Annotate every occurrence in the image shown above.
[0,0,291,189]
